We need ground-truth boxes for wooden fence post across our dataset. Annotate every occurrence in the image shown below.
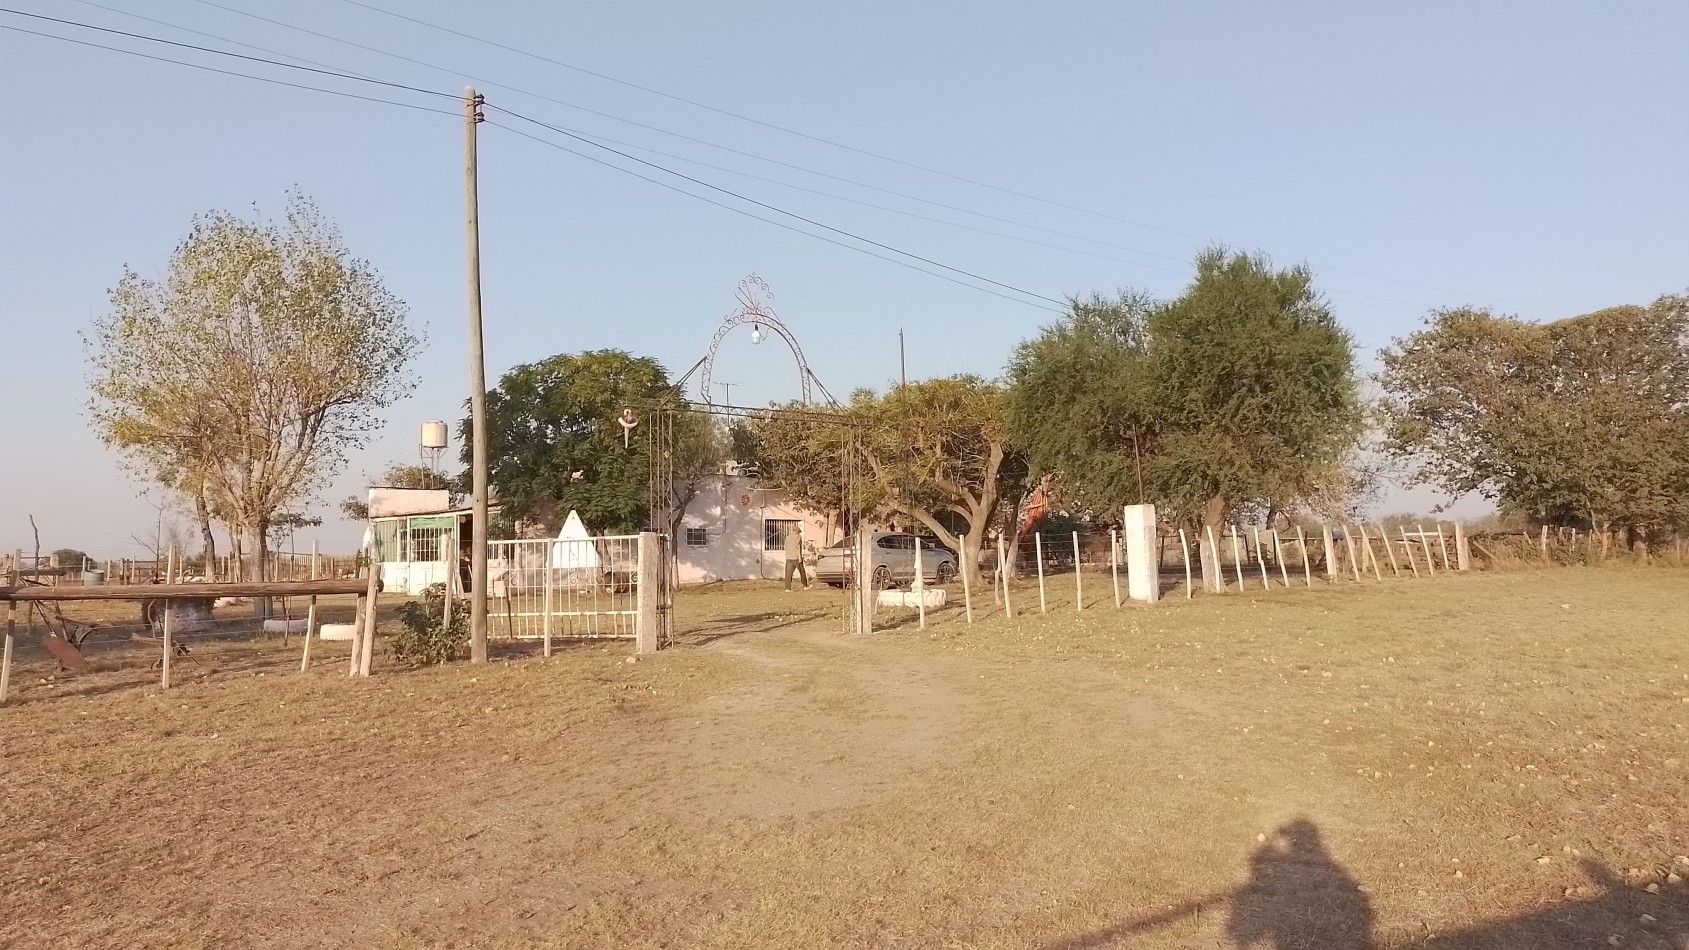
[1540,524,1550,562]
[1230,526,1245,591]
[1358,525,1382,580]
[1072,531,1083,612]
[1411,524,1433,576]
[1034,532,1047,614]
[161,550,176,690]
[1454,523,1471,571]
[1,551,17,705]
[1321,525,1337,581]
[1178,528,1192,599]
[1296,526,1312,586]
[1273,531,1289,587]
[1205,526,1222,593]
[1110,530,1122,608]
[1437,526,1453,572]
[1379,525,1401,577]
[358,563,380,676]
[300,542,319,673]
[1400,527,1421,578]
[913,536,927,631]
[1341,527,1359,581]
[959,545,973,624]
[998,535,1014,619]
[1252,528,1270,590]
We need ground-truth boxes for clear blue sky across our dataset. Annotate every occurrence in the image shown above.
[3,0,1685,557]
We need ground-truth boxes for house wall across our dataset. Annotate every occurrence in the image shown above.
[676,475,835,584]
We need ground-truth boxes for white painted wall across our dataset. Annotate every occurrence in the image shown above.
[676,475,835,585]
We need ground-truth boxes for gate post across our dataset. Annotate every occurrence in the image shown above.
[1122,504,1160,603]
[636,531,660,654]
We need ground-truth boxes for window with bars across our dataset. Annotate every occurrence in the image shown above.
[764,519,799,551]
[685,527,708,548]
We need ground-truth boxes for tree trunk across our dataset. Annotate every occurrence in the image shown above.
[1199,495,1227,592]
[1001,504,1027,580]
[195,487,217,579]
[249,520,273,618]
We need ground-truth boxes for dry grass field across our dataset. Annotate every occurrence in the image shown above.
[4,567,1687,949]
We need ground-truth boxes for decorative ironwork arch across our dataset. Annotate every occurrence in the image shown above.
[683,275,835,407]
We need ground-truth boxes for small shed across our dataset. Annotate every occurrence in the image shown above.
[362,487,494,595]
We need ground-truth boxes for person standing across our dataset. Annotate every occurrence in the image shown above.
[784,524,811,591]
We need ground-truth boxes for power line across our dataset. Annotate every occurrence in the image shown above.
[0,7,452,100]
[487,120,1064,314]
[528,121,1438,312]
[0,22,458,115]
[329,0,1527,307]
[134,2,1439,311]
[490,105,1068,308]
[181,1,1191,270]
[62,0,383,82]
[3,8,1424,314]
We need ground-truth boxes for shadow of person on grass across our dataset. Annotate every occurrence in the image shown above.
[1227,819,1375,950]
[1045,818,1373,950]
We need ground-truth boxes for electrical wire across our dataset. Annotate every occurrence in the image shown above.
[0,7,454,99]
[63,0,384,82]
[491,106,1068,308]
[0,22,461,116]
[144,1,1440,311]
[488,119,1066,314]
[5,7,1431,313]
[184,1,1180,261]
[330,0,1528,307]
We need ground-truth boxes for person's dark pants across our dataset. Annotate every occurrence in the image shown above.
[784,558,809,590]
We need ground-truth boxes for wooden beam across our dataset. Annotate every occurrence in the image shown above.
[0,578,373,602]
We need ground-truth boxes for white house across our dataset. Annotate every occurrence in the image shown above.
[363,479,840,590]
[676,474,836,584]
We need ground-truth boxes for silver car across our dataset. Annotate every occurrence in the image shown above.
[814,532,956,588]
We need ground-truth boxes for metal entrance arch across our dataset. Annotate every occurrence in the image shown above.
[675,274,838,407]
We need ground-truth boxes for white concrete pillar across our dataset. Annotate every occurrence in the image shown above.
[1122,504,1160,603]
[635,531,660,654]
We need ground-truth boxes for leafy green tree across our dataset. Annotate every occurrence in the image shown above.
[1378,297,1689,545]
[86,193,421,595]
[750,376,1025,583]
[472,350,719,533]
[1008,249,1364,590]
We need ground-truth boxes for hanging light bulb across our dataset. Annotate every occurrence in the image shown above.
[750,323,764,345]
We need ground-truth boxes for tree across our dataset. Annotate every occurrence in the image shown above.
[655,410,729,543]
[1378,297,1689,545]
[750,377,1026,584]
[1008,249,1365,590]
[51,549,93,570]
[339,464,461,521]
[86,193,422,599]
[474,349,702,533]
[861,377,1024,584]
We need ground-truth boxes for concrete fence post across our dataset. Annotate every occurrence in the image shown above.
[1123,504,1160,603]
[636,531,660,654]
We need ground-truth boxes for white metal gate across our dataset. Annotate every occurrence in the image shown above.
[486,536,641,641]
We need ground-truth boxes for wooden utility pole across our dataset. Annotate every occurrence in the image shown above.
[899,329,906,387]
[465,86,490,664]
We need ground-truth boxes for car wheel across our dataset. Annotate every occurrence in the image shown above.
[872,564,893,589]
[935,561,956,584]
